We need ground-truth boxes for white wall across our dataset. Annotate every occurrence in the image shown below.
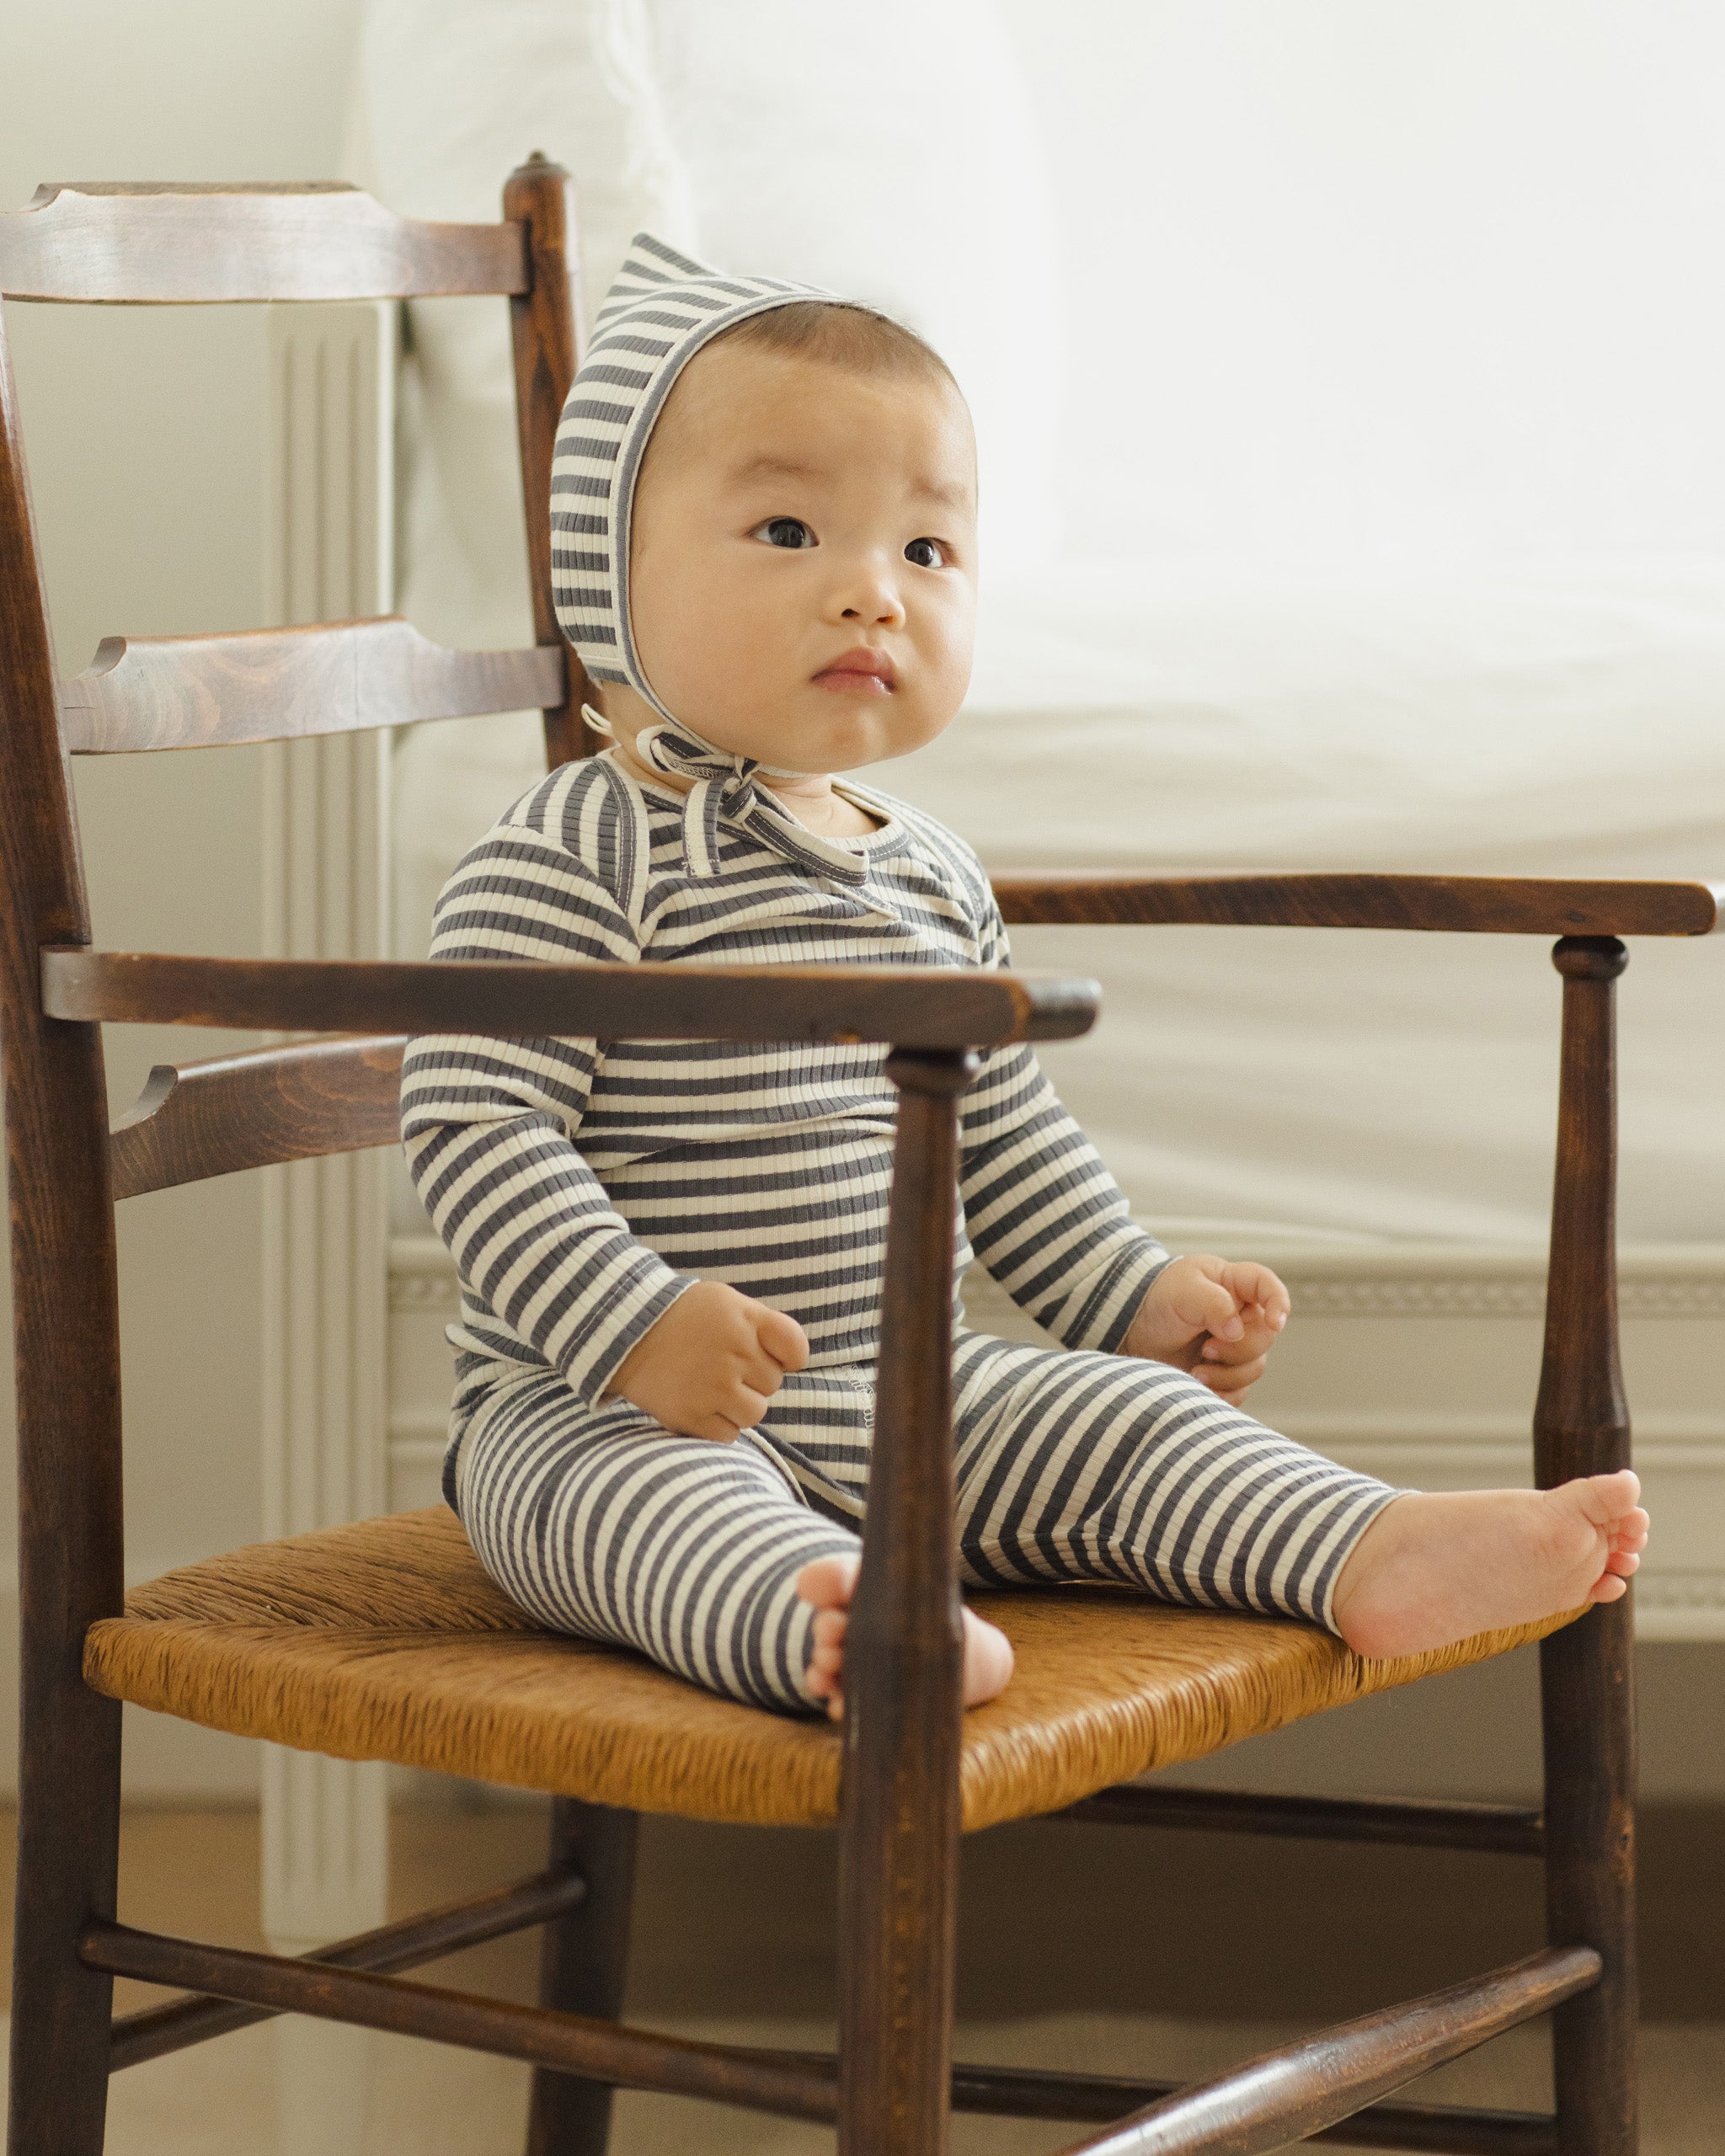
[0,0,366,1796]
[996,0,1725,566]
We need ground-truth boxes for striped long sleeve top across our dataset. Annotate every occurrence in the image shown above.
[399,753,1172,1446]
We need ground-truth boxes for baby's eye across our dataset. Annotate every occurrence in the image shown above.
[751,516,815,550]
[905,536,948,568]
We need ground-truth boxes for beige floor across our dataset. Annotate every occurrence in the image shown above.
[3,1801,1720,2152]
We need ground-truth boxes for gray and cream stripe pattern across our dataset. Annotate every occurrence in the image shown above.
[551,229,852,717]
[401,755,1402,1714]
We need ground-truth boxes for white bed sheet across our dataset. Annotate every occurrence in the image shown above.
[874,557,1725,1247]
[392,556,1725,1247]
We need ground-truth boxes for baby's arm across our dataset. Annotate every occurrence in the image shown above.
[404,822,798,1433]
[402,827,688,1407]
[956,889,1168,1349]
[960,894,1289,1396]
[960,1058,1290,1399]
[959,1038,1172,1351]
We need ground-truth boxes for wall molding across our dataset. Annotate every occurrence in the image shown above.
[389,1232,1725,1321]
[262,302,396,1968]
[1282,1273,1725,1320]
[1186,1233,1725,1320]
[1265,1410,1725,1469]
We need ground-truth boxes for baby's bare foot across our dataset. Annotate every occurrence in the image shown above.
[1330,1470,1649,1661]
[796,1555,1015,1721]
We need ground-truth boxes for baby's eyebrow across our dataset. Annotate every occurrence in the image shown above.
[726,452,825,491]
[725,451,970,514]
[911,475,973,512]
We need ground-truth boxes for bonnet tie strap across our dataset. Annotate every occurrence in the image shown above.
[586,708,872,886]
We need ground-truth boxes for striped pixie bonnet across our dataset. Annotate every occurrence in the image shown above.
[549,230,906,885]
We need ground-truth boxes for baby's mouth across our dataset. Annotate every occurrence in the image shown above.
[812,647,897,694]
[813,671,895,697]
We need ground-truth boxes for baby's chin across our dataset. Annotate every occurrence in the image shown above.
[708,688,944,774]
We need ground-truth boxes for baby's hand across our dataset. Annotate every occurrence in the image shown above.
[1121,1254,1290,1404]
[606,1280,809,1442]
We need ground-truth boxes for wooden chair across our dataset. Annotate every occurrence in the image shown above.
[1,163,1717,2156]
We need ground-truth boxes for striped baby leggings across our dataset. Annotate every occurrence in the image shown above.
[450,1331,1402,1716]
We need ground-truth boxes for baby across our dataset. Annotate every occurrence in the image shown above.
[401,232,1647,1721]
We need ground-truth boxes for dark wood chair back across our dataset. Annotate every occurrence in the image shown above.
[0,178,585,2005]
[0,165,585,1232]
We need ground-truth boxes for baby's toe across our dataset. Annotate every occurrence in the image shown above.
[797,1553,861,1611]
[962,1612,1015,1707]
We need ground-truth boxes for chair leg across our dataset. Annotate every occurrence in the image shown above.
[523,1799,639,2156]
[836,1054,969,2155]
[1535,936,1638,2155]
[7,1680,122,2155]
[1541,1600,1638,2156]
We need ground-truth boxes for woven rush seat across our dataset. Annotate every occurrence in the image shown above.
[83,1508,1579,1832]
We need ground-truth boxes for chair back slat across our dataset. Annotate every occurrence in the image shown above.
[60,616,566,752]
[0,183,528,303]
[110,1037,408,1200]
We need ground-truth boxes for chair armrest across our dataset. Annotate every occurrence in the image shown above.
[991,871,1724,937]
[40,949,1099,1047]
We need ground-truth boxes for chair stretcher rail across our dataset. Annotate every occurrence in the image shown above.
[1049,1945,1599,2156]
[41,947,1099,1047]
[109,1867,586,2071]
[88,1912,1574,2151]
[84,1920,839,2122]
[937,2060,1555,2153]
[1061,1784,1545,1855]
[991,870,1723,937]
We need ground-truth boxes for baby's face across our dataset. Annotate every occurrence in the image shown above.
[617,339,978,774]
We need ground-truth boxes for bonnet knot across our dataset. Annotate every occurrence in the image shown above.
[629,721,871,887]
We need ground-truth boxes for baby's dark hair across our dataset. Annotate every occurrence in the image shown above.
[644,300,967,478]
[708,299,961,399]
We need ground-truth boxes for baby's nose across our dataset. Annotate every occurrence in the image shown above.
[840,580,905,625]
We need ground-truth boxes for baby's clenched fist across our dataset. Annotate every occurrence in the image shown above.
[1121,1253,1290,1402]
[605,1280,809,1442]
